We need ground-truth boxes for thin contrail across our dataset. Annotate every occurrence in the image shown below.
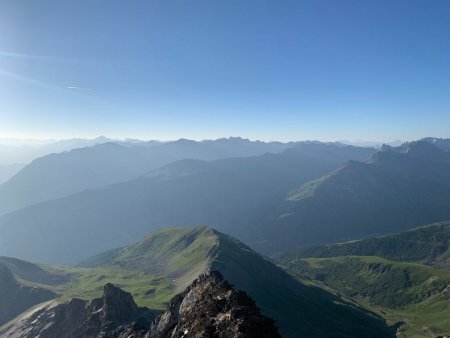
[67,86,93,91]
[0,69,87,94]
[0,51,52,61]
[0,51,78,63]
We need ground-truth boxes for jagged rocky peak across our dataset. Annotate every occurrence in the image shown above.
[368,140,447,165]
[0,283,154,338]
[86,283,144,327]
[0,271,280,338]
[150,271,281,338]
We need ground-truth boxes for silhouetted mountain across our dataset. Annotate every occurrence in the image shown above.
[0,137,301,215]
[0,143,157,215]
[0,143,374,264]
[265,141,450,251]
[338,139,403,148]
[0,136,116,166]
[0,163,25,184]
[421,137,450,151]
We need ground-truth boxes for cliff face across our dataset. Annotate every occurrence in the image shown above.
[0,271,280,338]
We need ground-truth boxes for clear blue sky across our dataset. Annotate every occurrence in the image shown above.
[1,0,449,141]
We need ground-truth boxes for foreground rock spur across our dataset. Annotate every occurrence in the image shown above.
[0,271,281,338]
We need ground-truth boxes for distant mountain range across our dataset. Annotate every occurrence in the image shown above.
[0,137,297,215]
[1,136,450,265]
[0,136,297,166]
[338,139,404,148]
[0,136,117,166]
[0,163,25,184]
[0,142,375,263]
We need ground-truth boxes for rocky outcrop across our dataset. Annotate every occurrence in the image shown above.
[149,271,281,338]
[0,283,155,338]
[0,263,56,326]
[0,271,280,338]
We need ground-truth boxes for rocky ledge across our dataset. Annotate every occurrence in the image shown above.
[0,271,280,338]
[149,271,281,338]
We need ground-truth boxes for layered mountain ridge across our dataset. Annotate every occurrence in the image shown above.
[4,139,450,264]
[0,137,298,216]
[0,142,374,264]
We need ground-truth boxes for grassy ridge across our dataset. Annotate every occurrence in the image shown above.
[278,221,450,268]
[77,226,394,338]
[212,234,393,338]
[79,226,218,293]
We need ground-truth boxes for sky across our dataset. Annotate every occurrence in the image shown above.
[0,0,450,142]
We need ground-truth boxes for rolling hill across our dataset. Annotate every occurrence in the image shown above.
[0,142,374,264]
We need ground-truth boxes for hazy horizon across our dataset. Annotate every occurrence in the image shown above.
[2,0,450,142]
[0,134,408,146]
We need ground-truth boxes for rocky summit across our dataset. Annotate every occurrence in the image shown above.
[0,271,281,338]
[149,271,281,338]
